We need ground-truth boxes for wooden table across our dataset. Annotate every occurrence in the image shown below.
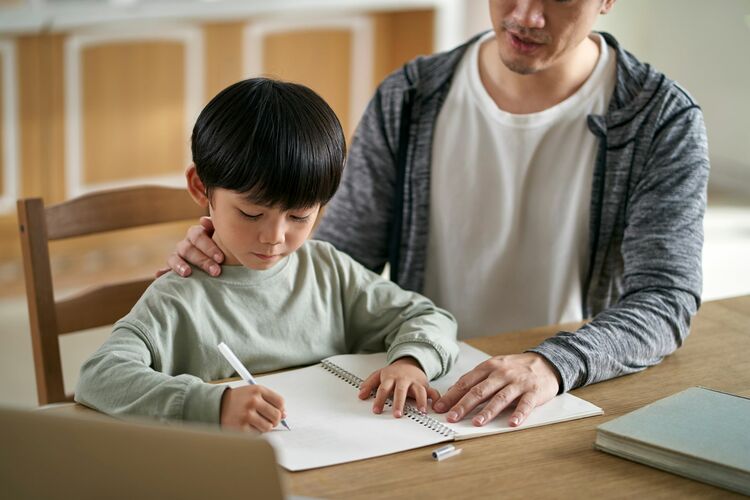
[283,296,750,499]
[47,296,750,498]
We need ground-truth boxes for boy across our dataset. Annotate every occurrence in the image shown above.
[75,78,459,432]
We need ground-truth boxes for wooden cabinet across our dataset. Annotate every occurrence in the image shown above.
[0,7,435,295]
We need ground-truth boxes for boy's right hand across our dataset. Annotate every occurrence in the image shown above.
[157,216,225,278]
[220,385,286,432]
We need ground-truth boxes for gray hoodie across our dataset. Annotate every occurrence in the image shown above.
[315,32,709,393]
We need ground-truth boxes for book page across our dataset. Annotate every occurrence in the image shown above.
[235,365,449,471]
[327,342,603,440]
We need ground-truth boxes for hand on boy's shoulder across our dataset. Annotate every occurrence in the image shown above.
[358,356,439,419]
[160,216,224,279]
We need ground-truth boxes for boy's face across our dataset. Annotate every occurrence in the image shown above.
[208,188,320,270]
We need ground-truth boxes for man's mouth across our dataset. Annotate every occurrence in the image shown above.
[506,31,544,53]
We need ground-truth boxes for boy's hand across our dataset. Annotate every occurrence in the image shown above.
[220,385,286,432]
[156,216,225,278]
[358,357,440,418]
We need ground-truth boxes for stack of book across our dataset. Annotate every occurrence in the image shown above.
[595,387,750,495]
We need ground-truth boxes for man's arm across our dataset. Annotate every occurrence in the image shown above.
[531,104,709,391]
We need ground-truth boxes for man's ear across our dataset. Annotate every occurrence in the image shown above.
[600,0,616,15]
[186,163,209,208]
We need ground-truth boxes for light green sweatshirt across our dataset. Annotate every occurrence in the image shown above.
[75,240,458,424]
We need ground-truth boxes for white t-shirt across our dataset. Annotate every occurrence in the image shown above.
[423,32,617,339]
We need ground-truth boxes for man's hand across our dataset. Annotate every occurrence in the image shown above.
[156,216,225,278]
[358,357,440,418]
[220,385,286,432]
[433,353,561,427]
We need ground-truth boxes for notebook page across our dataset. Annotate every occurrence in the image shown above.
[229,365,449,471]
[326,342,603,440]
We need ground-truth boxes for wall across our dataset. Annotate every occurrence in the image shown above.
[462,0,750,194]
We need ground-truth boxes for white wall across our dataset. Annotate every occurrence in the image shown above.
[463,0,750,194]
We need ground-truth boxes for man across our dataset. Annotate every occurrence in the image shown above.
[165,0,708,428]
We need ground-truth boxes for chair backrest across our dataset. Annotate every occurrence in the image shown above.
[17,185,207,405]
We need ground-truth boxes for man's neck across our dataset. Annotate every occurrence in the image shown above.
[478,34,601,115]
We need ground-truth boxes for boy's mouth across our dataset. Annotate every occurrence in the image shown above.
[252,252,279,261]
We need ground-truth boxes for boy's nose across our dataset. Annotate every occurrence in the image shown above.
[259,221,285,245]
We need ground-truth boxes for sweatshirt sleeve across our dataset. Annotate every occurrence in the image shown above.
[530,101,709,392]
[314,74,403,273]
[328,244,459,380]
[74,320,226,424]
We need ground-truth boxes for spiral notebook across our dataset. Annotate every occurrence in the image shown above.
[228,342,602,471]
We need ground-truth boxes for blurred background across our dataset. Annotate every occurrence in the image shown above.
[0,0,748,407]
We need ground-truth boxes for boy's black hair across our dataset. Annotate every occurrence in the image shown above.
[191,78,346,210]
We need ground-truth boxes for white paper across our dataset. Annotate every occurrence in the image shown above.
[228,342,602,470]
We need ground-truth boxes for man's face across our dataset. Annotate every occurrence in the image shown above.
[208,188,320,270]
[489,0,614,75]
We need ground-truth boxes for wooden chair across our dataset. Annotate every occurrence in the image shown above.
[17,186,207,405]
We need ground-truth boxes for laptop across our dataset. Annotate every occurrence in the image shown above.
[0,405,286,500]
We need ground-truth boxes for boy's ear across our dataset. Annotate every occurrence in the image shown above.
[186,163,209,208]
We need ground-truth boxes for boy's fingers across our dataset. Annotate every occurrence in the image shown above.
[358,372,380,400]
[258,387,285,411]
[391,381,409,418]
[246,410,275,433]
[255,400,283,427]
[412,385,428,414]
[166,253,192,277]
[372,379,394,414]
[426,386,441,403]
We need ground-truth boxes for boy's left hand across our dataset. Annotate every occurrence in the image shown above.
[358,357,439,418]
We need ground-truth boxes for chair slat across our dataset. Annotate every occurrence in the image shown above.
[17,198,66,405]
[46,186,206,240]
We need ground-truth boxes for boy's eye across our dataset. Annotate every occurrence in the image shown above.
[239,209,261,220]
[290,214,311,223]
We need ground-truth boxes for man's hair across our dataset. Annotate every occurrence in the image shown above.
[191,78,346,209]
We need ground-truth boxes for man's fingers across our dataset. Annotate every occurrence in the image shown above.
[186,223,224,265]
[472,385,522,427]
[509,392,537,427]
[445,378,505,423]
[434,367,491,413]
[198,216,216,234]
[176,239,220,276]
[166,253,192,277]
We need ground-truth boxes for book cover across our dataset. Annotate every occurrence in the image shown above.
[595,387,750,495]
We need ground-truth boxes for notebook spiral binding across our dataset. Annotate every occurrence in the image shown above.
[320,360,456,439]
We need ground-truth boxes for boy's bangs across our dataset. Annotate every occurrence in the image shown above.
[234,134,342,211]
